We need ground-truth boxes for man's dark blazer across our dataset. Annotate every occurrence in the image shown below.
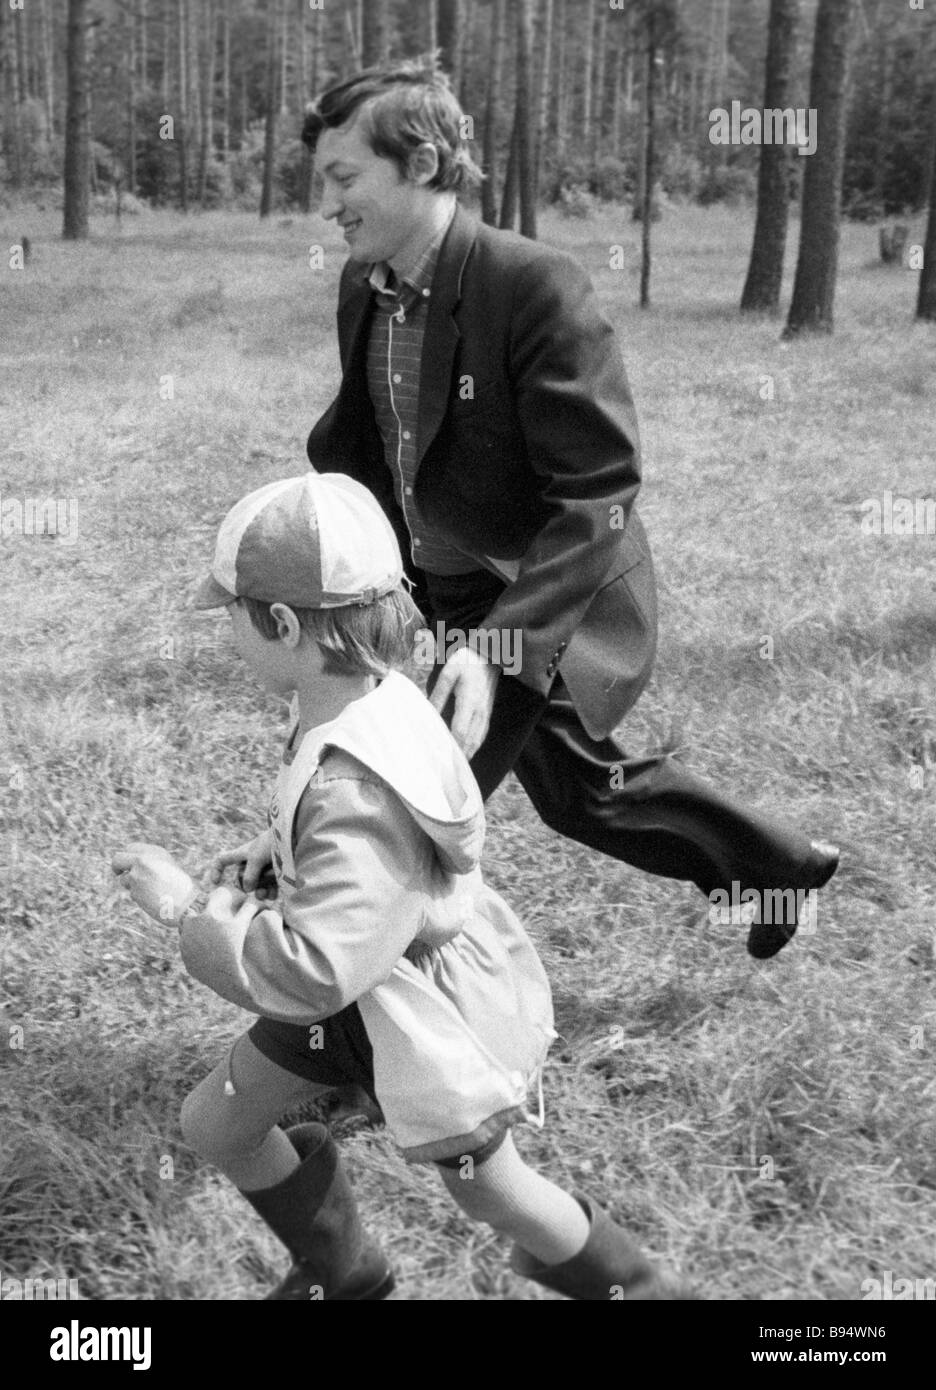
[306,204,658,742]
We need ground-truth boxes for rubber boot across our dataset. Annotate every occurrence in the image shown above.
[510,1196,696,1301]
[240,1123,394,1301]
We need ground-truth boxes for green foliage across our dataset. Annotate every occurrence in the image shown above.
[697,163,757,208]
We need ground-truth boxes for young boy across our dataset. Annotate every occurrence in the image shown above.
[113,472,690,1301]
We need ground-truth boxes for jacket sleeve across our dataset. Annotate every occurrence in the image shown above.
[180,770,429,1023]
[474,251,643,696]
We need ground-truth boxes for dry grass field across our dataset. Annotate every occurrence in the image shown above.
[1,199,935,1308]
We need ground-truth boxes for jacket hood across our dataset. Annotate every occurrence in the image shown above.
[317,671,485,875]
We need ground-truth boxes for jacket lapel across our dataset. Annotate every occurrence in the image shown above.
[416,206,478,472]
[336,264,374,380]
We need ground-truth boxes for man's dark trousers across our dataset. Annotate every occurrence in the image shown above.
[424,568,817,903]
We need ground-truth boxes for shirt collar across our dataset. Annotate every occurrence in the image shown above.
[364,203,457,300]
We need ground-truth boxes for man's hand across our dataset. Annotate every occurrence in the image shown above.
[429,646,500,761]
[111,842,197,924]
[210,828,275,896]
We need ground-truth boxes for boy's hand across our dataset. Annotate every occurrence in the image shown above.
[210,828,276,896]
[111,843,197,924]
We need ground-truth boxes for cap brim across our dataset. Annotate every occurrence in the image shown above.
[193,573,237,609]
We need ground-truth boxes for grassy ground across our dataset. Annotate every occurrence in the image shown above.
[1,200,935,1303]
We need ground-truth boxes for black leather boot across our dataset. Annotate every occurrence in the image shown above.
[511,1196,697,1300]
[240,1123,394,1301]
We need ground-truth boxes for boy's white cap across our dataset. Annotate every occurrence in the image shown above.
[194,472,404,610]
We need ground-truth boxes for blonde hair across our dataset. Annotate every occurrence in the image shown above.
[238,588,422,678]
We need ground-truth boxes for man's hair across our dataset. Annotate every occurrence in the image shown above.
[301,55,482,195]
[238,588,422,679]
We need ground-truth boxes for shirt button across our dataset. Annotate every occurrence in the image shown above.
[404,486,413,496]
[393,373,402,384]
[413,537,422,547]
[422,288,430,297]
[402,430,411,440]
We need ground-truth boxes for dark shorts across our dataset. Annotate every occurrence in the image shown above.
[248,1004,507,1169]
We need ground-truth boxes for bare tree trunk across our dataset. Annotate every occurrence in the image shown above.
[640,7,658,308]
[481,0,505,226]
[612,28,624,158]
[741,0,800,313]
[311,2,321,96]
[591,0,606,162]
[516,0,536,239]
[127,1,137,193]
[533,0,554,188]
[784,0,856,336]
[361,0,389,68]
[555,0,567,160]
[298,0,307,100]
[344,6,361,69]
[582,0,594,154]
[499,109,519,229]
[198,0,216,206]
[260,0,280,218]
[427,0,438,54]
[437,0,463,86]
[280,0,289,114]
[916,102,936,320]
[140,0,148,91]
[177,0,189,212]
[221,0,230,160]
[63,0,90,240]
[460,0,477,103]
[40,0,54,136]
[161,0,170,105]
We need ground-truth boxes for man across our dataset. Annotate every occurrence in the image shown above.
[301,59,838,959]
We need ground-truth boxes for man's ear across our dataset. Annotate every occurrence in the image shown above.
[408,142,440,186]
[269,603,303,647]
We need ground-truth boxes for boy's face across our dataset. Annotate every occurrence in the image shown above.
[315,114,435,266]
[227,601,298,697]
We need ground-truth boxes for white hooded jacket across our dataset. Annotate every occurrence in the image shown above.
[181,671,556,1162]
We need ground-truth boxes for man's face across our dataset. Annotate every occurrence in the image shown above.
[314,116,430,266]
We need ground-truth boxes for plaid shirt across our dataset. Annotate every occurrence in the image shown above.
[365,211,476,577]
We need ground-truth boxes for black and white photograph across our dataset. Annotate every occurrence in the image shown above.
[1,0,934,1349]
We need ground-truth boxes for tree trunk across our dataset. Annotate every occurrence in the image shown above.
[639,8,657,308]
[361,0,389,68]
[437,0,463,87]
[612,28,624,158]
[40,0,54,136]
[260,0,279,218]
[221,0,230,160]
[177,0,189,212]
[63,0,90,240]
[555,0,567,159]
[459,0,477,104]
[280,0,289,114]
[741,0,800,314]
[499,109,519,229]
[916,103,936,320]
[591,0,606,163]
[784,0,855,337]
[516,0,536,239]
[533,0,553,189]
[344,6,361,69]
[126,1,137,193]
[481,0,505,226]
[198,0,216,206]
[427,0,438,54]
[582,0,594,154]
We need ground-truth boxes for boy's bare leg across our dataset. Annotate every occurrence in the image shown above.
[181,1033,332,1191]
[435,1131,589,1265]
